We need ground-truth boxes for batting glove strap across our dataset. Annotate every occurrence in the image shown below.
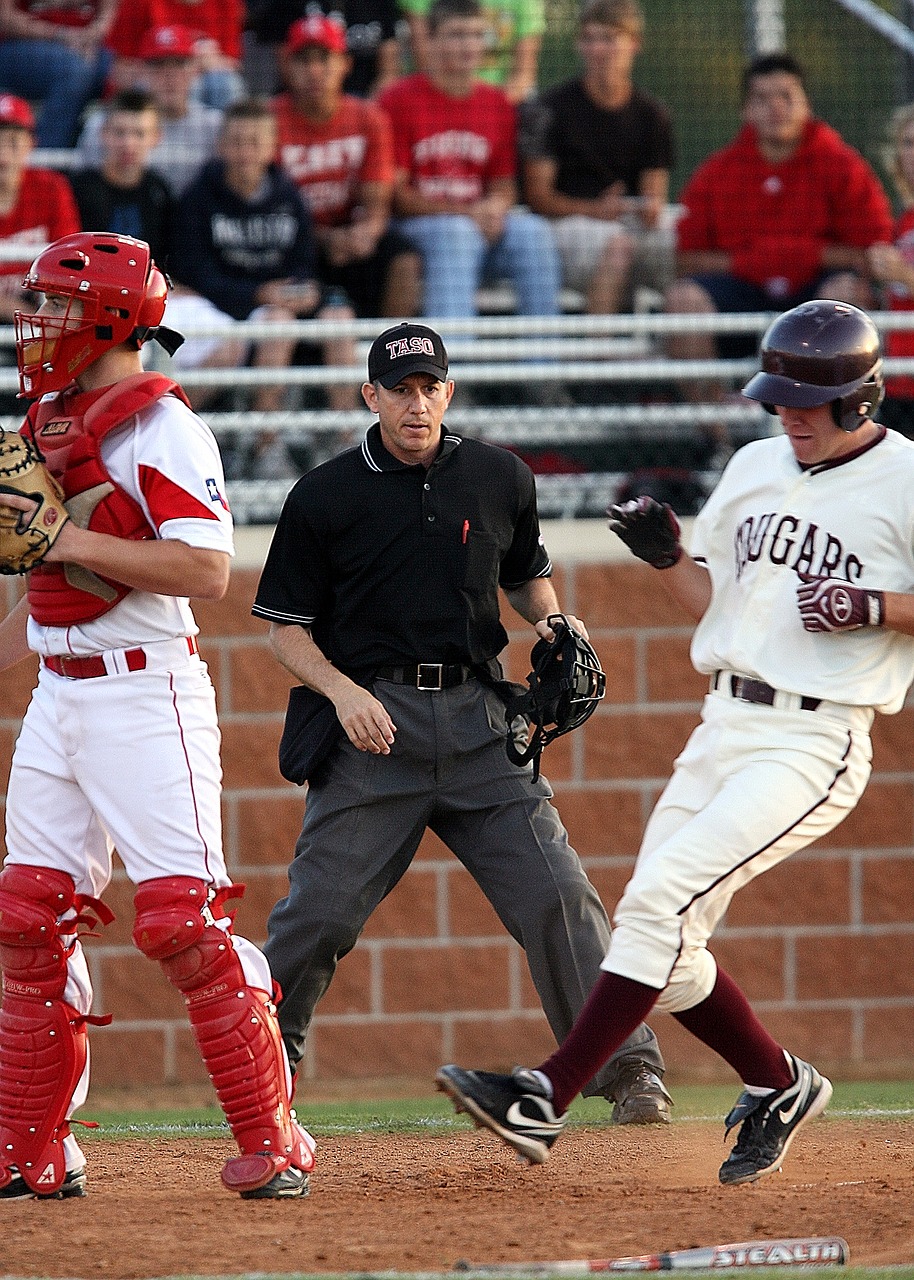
[796,577,886,632]
[608,496,683,570]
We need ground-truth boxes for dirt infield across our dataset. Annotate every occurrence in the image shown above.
[2,1120,914,1278]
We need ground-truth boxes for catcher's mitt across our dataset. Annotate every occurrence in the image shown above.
[0,431,69,575]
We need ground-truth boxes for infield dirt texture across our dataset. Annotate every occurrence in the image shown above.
[3,1118,914,1277]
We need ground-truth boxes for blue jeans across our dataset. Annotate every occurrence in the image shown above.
[0,39,110,148]
[189,67,247,112]
[399,209,560,318]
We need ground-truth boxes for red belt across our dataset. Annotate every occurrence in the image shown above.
[44,636,199,680]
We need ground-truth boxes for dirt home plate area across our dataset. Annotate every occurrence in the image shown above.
[2,1121,914,1278]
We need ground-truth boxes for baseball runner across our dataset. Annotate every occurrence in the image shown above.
[252,321,672,1125]
[438,299,914,1183]
[0,233,314,1201]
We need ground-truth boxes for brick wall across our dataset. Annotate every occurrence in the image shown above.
[2,553,913,1090]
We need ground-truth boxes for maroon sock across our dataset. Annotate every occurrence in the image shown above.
[673,966,794,1088]
[538,972,661,1114]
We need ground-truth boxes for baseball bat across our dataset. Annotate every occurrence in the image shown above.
[453,1236,849,1273]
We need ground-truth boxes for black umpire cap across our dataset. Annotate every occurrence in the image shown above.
[367,322,449,388]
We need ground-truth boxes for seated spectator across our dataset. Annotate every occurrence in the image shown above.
[106,0,245,111]
[519,0,674,315]
[0,0,115,148]
[69,90,174,266]
[273,14,420,318]
[245,0,402,99]
[377,0,560,327]
[0,94,79,323]
[867,104,914,438]
[402,0,542,103]
[666,53,893,402]
[78,25,222,197]
[169,96,359,476]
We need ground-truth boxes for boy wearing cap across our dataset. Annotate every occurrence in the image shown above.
[0,94,79,322]
[250,321,673,1126]
[273,15,420,319]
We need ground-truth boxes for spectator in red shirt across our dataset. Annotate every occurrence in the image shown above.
[377,0,560,323]
[0,0,117,147]
[666,54,893,396]
[0,94,80,322]
[106,0,245,110]
[274,14,420,318]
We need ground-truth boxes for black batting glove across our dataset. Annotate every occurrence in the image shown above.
[608,496,683,569]
[796,576,885,632]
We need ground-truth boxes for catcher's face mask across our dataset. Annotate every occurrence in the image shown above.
[504,614,606,780]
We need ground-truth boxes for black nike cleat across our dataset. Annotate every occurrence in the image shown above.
[437,1064,567,1164]
[239,1166,310,1199]
[0,1166,87,1200]
[719,1055,832,1186]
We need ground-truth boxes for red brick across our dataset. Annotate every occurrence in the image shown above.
[226,643,295,714]
[725,855,851,927]
[233,794,305,866]
[871,708,914,773]
[230,870,288,942]
[82,877,137,947]
[861,856,914,923]
[796,933,914,999]
[590,634,637,704]
[317,947,373,1016]
[556,788,645,856]
[446,867,505,937]
[364,866,439,938]
[311,1020,444,1078]
[584,710,698,780]
[194,570,265,636]
[97,953,186,1020]
[452,1014,556,1069]
[220,719,285,788]
[0,654,38,718]
[88,1027,170,1087]
[576,563,694,628]
[415,827,451,862]
[759,1009,856,1067]
[174,1026,217,1084]
[817,781,914,849]
[644,634,707,703]
[0,723,20,792]
[381,942,511,1013]
[712,936,787,1001]
[861,1007,914,1059]
[586,863,636,918]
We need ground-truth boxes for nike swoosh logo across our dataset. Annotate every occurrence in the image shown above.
[506,1101,563,1132]
[778,1075,811,1125]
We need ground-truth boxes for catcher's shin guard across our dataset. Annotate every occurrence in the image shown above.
[133,876,315,1193]
[0,864,110,1195]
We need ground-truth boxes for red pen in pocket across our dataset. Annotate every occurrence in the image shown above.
[462,519,470,544]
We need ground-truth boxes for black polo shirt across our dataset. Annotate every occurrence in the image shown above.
[252,423,552,676]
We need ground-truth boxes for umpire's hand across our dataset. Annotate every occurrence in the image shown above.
[535,614,589,641]
[333,683,397,753]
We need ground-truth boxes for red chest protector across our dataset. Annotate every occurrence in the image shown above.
[24,372,191,626]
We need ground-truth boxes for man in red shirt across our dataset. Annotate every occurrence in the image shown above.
[666,54,893,391]
[377,0,559,322]
[274,15,420,319]
[0,94,80,322]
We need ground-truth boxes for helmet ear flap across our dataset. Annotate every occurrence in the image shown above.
[832,373,885,432]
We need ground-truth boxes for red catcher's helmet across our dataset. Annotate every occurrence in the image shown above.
[14,233,169,398]
[741,298,884,432]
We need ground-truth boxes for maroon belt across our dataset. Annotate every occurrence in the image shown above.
[44,636,198,680]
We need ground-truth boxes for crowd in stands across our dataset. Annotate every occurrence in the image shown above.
[0,0,912,484]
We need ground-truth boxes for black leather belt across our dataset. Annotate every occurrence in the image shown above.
[375,663,475,690]
[713,671,821,712]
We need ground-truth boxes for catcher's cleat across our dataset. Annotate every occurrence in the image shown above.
[0,1165,87,1200]
[436,1064,567,1165]
[718,1055,832,1186]
[238,1165,310,1200]
[609,1060,673,1125]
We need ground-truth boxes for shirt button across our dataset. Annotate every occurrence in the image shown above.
[423,483,431,490]
[427,514,435,521]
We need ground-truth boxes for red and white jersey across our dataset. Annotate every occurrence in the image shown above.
[688,430,914,714]
[26,393,234,657]
[0,168,80,301]
[377,73,516,205]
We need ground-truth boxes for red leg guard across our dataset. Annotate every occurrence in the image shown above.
[133,876,314,1192]
[0,865,89,1194]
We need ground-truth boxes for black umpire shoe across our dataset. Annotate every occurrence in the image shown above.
[238,1165,310,1200]
[436,1064,567,1164]
[0,1165,87,1200]
[609,1059,673,1125]
[718,1055,832,1186]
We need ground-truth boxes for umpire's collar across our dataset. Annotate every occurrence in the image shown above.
[360,421,463,472]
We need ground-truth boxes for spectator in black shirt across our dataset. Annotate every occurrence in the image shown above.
[519,0,675,313]
[70,90,174,267]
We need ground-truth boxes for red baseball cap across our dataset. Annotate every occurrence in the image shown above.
[138,24,198,61]
[284,14,348,55]
[0,94,34,131]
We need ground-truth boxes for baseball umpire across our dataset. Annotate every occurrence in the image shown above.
[438,299,914,1183]
[0,233,314,1200]
[251,321,672,1124]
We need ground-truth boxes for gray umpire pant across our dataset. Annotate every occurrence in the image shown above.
[264,676,665,1098]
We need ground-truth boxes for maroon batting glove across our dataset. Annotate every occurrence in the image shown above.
[608,496,683,569]
[796,576,885,632]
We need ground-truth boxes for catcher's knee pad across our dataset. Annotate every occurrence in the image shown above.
[0,864,109,1195]
[133,876,315,1189]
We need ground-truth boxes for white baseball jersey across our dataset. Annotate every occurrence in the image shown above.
[689,427,914,713]
[26,394,234,658]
